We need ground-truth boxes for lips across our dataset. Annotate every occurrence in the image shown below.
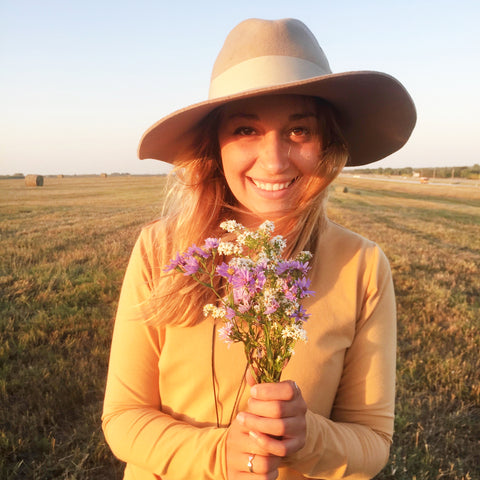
[250,177,297,191]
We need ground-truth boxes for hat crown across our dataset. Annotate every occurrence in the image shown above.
[209,18,332,99]
[212,18,331,78]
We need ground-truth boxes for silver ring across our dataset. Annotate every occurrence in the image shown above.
[247,454,255,473]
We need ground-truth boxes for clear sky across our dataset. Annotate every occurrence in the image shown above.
[1,0,479,176]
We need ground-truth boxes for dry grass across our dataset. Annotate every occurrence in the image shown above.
[1,174,478,479]
[330,176,479,479]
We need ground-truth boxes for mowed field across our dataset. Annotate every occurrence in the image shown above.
[1,175,479,479]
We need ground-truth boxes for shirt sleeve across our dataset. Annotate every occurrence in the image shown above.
[284,245,397,479]
[102,227,229,479]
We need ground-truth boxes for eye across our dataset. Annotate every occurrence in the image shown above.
[234,126,256,136]
[289,127,310,138]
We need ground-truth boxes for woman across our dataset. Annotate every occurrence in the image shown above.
[102,18,416,480]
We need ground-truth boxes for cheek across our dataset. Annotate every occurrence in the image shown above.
[220,147,242,190]
[294,145,321,174]
[220,143,252,174]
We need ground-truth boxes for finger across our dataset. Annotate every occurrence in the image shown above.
[250,380,299,401]
[238,412,304,439]
[229,416,271,456]
[291,380,301,397]
[243,453,282,474]
[249,430,305,458]
[247,396,306,419]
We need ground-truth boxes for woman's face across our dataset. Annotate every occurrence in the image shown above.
[218,95,322,223]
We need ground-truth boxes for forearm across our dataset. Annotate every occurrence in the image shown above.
[102,406,228,479]
[283,409,390,479]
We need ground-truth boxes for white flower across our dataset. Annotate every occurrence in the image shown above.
[203,304,226,319]
[281,324,307,342]
[297,251,313,262]
[284,302,299,317]
[258,220,275,234]
[271,235,287,253]
[220,220,242,233]
[218,241,243,255]
[230,257,254,268]
[236,232,247,246]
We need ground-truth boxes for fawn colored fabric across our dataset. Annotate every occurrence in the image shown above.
[102,218,396,479]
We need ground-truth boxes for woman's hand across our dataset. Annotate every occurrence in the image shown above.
[240,374,307,458]
[226,371,307,478]
[226,414,282,479]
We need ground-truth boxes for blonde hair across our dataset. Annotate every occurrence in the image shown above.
[146,96,348,327]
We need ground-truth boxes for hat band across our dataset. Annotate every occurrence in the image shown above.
[208,55,331,99]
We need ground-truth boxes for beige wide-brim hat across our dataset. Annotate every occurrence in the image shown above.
[138,18,416,167]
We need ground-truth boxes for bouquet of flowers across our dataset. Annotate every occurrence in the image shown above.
[164,220,314,383]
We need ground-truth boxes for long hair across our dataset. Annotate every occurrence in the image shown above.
[145,96,348,327]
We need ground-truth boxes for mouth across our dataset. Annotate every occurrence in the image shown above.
[250,177,298,192]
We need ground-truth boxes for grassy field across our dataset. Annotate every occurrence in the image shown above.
[1,174,479,479]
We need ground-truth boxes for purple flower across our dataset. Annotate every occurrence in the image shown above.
[276,260,310,276]
[218,321,234,344]
[277,278,296,301]
[276,260,296,275]
[233,285,253,306]
[253,268,267,291]
[236,301,251,314]
[164,252,184,272]
[284,289,296,302]
[294,277,314,298]
[183,255,200,275]
[186,244,209,259]
[264,298,280,314]
[203,237,220,251]
[216,262,236,280]
[225,307,236,320]
[292,304,310,321]
[231,268,254,289]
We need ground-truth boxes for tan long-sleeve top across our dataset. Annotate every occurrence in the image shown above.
[102,218,397,479]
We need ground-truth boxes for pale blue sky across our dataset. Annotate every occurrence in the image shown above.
[1,0,479,175]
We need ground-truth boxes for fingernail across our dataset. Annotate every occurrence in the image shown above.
[236,412,245,424]
[250,385,258,397]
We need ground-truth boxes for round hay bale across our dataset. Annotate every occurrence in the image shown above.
[100,173,108,178]
[57,174,64,178]
[25,175,44,187]
[343,186,349,193]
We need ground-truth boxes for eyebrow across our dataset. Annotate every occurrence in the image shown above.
[226,113,258,120]
[289,112,316,121]
[225,112,317,121]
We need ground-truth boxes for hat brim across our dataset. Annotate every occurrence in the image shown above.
[138,70,416,167]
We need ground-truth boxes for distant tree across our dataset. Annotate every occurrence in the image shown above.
[349,165,480,179]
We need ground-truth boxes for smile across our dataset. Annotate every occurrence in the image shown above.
[250,178,297,191]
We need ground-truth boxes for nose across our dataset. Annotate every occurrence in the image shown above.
[258,132,290,174]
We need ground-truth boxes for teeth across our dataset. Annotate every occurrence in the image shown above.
[252,179,293,191]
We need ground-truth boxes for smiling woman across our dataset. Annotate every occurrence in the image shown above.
[102,17,416,480]
[217,94,347,225]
